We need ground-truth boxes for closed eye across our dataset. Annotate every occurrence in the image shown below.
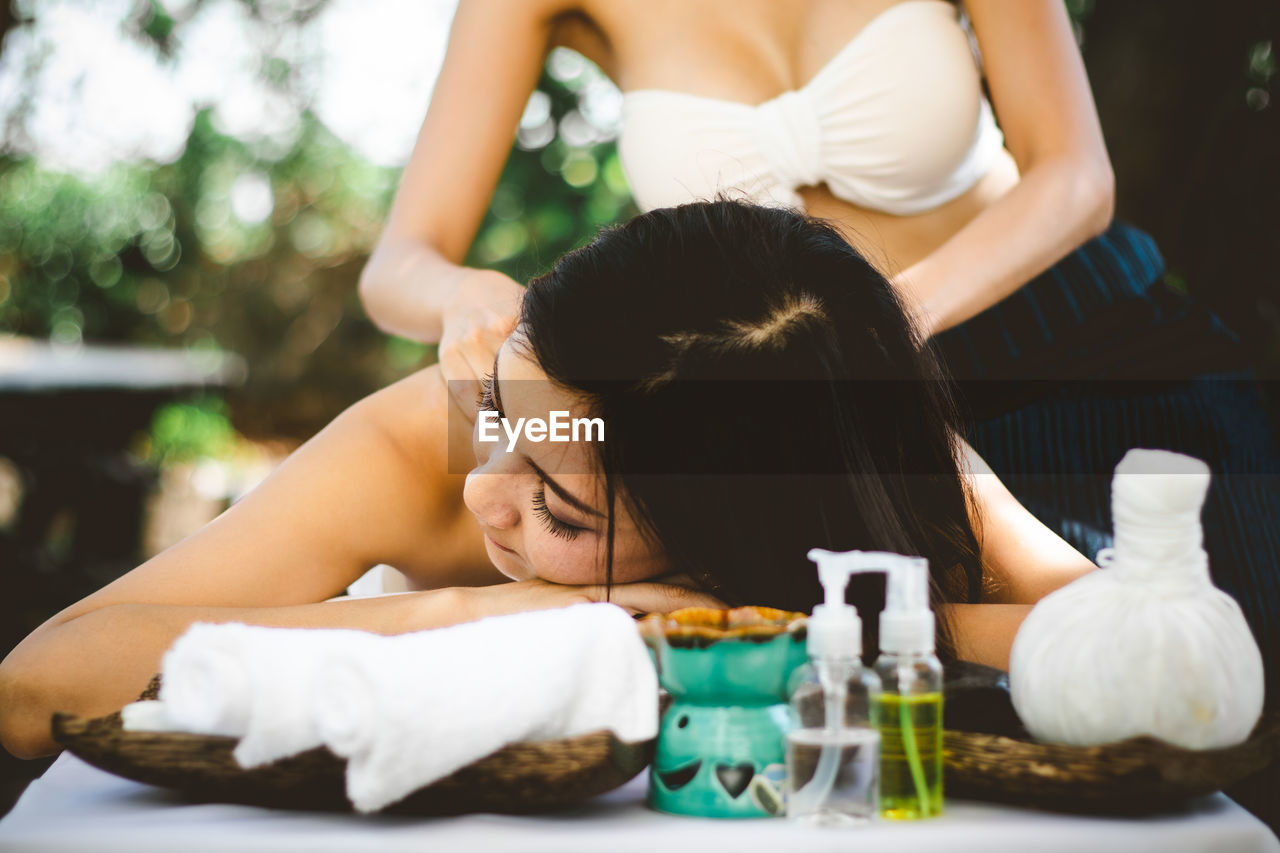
[532,483,585,540]
[477,372,500,414]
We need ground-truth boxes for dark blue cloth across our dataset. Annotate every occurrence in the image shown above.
[933,222,1280,702]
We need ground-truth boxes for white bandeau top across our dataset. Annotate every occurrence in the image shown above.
[617,0,1005,216]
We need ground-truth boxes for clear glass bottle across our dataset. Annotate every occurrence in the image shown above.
[874,555,944,820]
[786,656,882,826]
[785,548,883,826]
[874,651,943,819]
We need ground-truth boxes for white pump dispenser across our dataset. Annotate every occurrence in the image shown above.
[785,548,884,826]
[806,547,878,659]
[880,556,934,655]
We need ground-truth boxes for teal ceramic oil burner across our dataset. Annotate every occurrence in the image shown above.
[640,607,808,818]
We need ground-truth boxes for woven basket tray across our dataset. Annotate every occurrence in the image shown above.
[52,671,1279,816]
[940,662,1280,814]
[944,713,1279,814]
[51,674,653,815]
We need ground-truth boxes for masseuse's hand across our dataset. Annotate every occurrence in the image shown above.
[455,577,728,622]
[439,268,525,422]
[889,267,942,342]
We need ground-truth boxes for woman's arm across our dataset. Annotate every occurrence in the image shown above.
[963,441,1098,605]
[0,593,471,759]
[0,365,720,758]
[943,440,1099,669]
[360,0,578,419]
[0,578,719,759]
[894,0,1115,338]
[0,367,493,758]
[358,0,566,342]
[940,603,1034,671]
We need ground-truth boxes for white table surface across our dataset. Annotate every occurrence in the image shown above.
[1,751,1276,853]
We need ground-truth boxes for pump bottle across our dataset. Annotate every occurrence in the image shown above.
[784,548,883,826]
[873,555,943,819]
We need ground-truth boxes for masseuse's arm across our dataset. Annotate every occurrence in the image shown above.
[358,0,570,411]
[941,441,1098,670]
[893,0,1114,337]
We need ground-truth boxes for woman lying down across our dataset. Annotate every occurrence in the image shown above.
[0,200,1098,760]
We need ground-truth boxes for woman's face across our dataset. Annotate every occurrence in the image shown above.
[462,336,668,585]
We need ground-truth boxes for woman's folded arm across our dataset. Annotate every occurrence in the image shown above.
[0,579,724,759]
[0,365,496,760]
[940,602,1035,672]
[0,590,469,760]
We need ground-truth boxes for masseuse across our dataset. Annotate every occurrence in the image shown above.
[0,201,1099,760]
[357,0,1280,688]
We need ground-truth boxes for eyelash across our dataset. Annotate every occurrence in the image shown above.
[532,484,584,541]
[478,373,499,414]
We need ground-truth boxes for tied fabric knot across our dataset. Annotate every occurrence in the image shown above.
[752,89,824,191]
[1096,544,1213,595]
[1101,452,1215,593]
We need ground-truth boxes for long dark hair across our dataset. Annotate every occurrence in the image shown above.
[518,200,983,659]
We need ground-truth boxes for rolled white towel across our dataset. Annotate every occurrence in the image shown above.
[120,699,185,732]
[153,622,253,737]
[311,602,658,813]
[147,621,381,768]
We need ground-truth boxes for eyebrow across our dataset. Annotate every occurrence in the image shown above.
[491,349,604,520]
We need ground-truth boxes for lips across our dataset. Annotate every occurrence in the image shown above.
[655,760,701,791]
[485,533,516,554]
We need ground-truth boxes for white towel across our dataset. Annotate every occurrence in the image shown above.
[126,621,383,768]
[119,699,185,732]
[310,602,658,813]
[345,564,415,598]
[120,603,658,813]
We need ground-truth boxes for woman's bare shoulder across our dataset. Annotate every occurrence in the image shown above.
[341,363,495,585]
[352,362,476,482]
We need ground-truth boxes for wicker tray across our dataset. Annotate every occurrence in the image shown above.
[51,674,653,815]
[939,661,1280,814]
[52,671,1279,817]
[943,713,1280,814]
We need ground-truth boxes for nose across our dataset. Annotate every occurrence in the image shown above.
[463,465,521,531]
[467,410,523,530]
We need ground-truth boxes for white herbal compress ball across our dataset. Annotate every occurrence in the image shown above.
[1009,448,1265,749]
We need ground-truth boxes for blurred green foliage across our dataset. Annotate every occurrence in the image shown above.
[1,0,632,441]
[1,0,1276,445]
[144,395,237,466]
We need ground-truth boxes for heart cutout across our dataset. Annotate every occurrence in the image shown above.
[715,762,754,799]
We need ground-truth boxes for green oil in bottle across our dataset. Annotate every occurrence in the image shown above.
[876,691,943,819]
